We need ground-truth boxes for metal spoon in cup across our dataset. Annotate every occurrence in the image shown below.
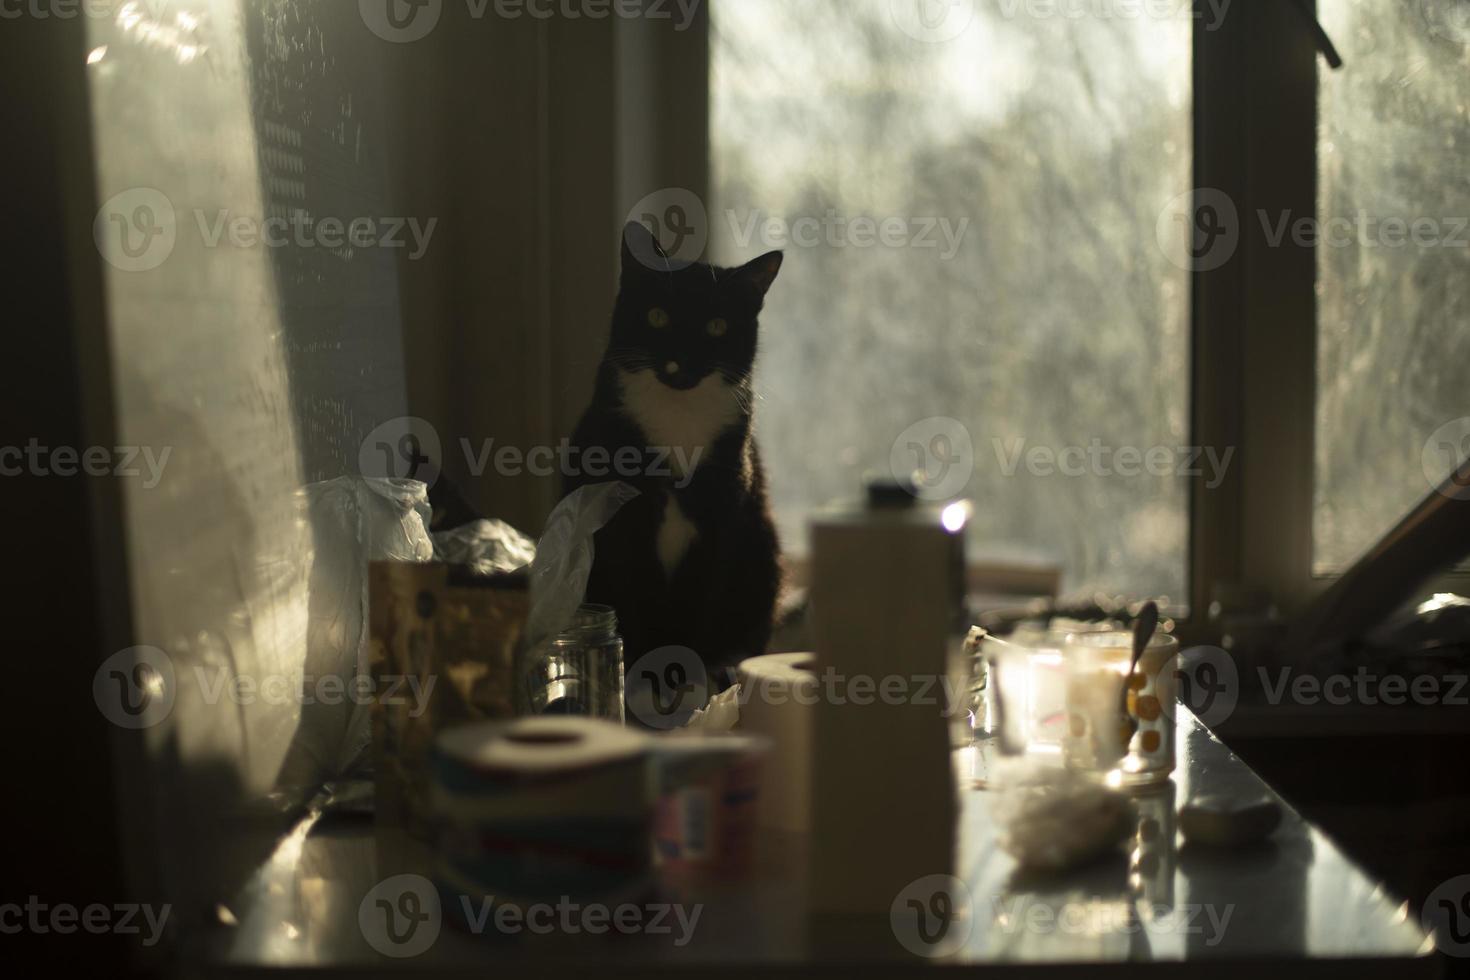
[1121,601,1160,741]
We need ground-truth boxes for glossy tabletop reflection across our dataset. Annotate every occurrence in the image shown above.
[211,709,1434,975]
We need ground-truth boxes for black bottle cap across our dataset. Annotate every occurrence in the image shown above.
[866,477,918,509]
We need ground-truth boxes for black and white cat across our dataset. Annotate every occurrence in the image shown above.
[564,222,784,680]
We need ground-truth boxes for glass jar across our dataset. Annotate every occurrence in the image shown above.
[520,605,625,722]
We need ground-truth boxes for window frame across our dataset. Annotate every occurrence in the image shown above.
[1191,0,1470,633]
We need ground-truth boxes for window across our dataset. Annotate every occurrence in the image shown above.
[711,0,1193,600]
[1314,0,1470,574]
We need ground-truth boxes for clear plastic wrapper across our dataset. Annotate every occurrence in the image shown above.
[525,482,640,652]
[284,477,433,786]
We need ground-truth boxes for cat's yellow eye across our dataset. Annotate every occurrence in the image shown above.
[647,308,670,328]
[706,318,728,338]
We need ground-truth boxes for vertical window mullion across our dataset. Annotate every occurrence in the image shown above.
[1190,0,1322,633]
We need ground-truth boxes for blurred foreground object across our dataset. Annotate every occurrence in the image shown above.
[808,486,967,914]
[370,562,528,838]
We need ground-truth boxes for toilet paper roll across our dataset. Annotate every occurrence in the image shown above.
[430,717,655,908]
[651,733,770,874]
[736,653,817,833]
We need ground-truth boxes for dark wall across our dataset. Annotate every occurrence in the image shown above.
[0,10,144,974]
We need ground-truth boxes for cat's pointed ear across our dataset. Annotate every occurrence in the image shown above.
[735,250,783,296]
[621,221,670,279]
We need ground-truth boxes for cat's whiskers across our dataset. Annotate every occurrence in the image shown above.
[730,385,754,416]
[712,369,756,415]
[606,349,655,374]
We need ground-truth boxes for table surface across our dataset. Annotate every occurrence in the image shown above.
[210,709,1437,976]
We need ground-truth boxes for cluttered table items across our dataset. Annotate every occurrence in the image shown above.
[210,705,1434,977]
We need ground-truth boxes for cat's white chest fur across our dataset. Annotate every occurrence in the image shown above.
[656,495,698,577]
[617,368,742,479]
[619,368,744,576]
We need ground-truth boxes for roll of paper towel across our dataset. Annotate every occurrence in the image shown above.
[808,492,965,915]
[736,653,817,833]
[429,716,655,911]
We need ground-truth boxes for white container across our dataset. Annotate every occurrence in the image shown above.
[807,489,967,915]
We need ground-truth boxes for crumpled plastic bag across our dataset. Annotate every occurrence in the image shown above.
[432,518,537,576]
[525,482,640,653]
[682,684,741,731]
[291,477,434,783]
